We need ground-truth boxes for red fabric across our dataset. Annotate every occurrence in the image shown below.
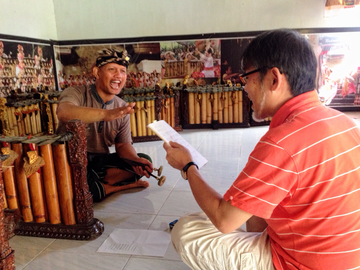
[224,90,360,269]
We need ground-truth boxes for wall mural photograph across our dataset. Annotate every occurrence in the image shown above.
[0,39,55,97]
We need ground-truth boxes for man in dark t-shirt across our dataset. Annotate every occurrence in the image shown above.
[57,49,153,202]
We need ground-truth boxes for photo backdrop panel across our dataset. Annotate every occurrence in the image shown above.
[54,43,161,90]
[0,39,55,97]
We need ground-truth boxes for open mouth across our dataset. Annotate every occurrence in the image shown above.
[110,80,121,90]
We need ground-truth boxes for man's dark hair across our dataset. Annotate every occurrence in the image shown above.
[241,29,317,96]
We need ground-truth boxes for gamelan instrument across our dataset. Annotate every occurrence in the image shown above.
[0,119,104,241]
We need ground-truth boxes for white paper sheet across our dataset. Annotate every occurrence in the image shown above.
[97,229,171,257]
[147,120,208,168]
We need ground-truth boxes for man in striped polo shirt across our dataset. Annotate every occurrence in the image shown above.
[164,29,360,269]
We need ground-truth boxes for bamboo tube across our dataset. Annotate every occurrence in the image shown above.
[35,104,42,133]
[166,98,171,126]
[10,107,19,136]
[51,103,59,131]
[233,91,239,123]
[206,93,212,124]
[23,144,46,223]
[3,167,18,209]
[52,143,76,225]
[161,99,166,122]
[147,99,153,135]
[213,92,219,121]
[12,143,33,222]
[15,108,25,136]
[29,105,38,135]
[22,106,31,135]
[6,107,15,136]
[40,144,61,224]
[239,91,243,123]
[135,101,143,137]
[149,99,156,135]
[28,171,46,223]
[201,92,207,124]
[195,93,201,124]
[130,110,137,137]
[188,92,195,124]
[224,91,229,124]
[218,92,224,124]
[170,97,175,127]
[228,91,234,123]
[140,101,147,136]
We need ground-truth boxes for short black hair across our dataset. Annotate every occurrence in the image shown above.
[241,29,317,96]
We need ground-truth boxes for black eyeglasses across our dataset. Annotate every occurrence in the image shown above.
[238,68,264,86]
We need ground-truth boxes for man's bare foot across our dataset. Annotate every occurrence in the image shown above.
[133,179,150,188]
[104,180,150,195]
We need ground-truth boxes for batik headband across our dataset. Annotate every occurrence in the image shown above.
[95,48,131,68]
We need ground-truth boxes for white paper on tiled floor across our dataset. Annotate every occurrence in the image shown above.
[97,229,171,257]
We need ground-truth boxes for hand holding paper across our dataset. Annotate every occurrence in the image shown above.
[148,120,208,169]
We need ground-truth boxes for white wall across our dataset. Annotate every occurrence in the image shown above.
[0,0,57,40]
[52,0,360,41]
[1,0,360,41]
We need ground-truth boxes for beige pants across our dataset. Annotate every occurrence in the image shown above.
[171,212,275,270]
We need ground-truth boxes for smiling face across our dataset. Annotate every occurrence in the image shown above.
[93,63,127,102]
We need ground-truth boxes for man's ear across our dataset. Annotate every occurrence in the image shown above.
[93,66,99,79]
[269,67,283,91]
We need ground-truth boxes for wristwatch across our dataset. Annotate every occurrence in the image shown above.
[181,161,199,180]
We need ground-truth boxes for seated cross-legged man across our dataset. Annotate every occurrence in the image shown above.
[57,49,153,202]
[163,29,360,269]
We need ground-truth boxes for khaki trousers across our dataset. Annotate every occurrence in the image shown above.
[171,212,275,270]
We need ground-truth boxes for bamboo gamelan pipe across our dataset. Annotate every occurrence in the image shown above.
[233,90,239,123]
[213,90,219,122]
[223,89,229,124]
[10,106,19,136]
[135,100,143,137]
[12,143,33,222]
[170,96,175,128]
[140,100,147,136]
[201,90,207,124]
[23,143,46,223]
[52,142,76,225]
[188,90,195,124]
[218,91,225,124]
[206,91,212,124]
[3,167,18,210]
[129,102,137,137]
[195,92,201,124]
[239,90,243,123]
[40,143,61,224]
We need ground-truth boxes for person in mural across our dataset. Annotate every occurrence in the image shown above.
[222,64,241,85]
[56,49,154,202]
[0,41,8,58]
[163,29,360,270]
[194,47,215,78]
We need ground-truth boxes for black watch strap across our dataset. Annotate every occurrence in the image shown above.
[182,162,199,173]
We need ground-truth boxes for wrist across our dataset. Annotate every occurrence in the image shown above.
[181,161,198,180]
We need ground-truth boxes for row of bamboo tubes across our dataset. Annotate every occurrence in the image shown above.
[126,96,176,137]
[1,141,76,225]
[0,97,59,137]
[187,88,244,124]
[164,60,203,78]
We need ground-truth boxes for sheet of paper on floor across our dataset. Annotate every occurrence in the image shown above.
[97,229,171,257]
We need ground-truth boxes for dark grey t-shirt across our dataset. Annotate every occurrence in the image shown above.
[57,85,132,154]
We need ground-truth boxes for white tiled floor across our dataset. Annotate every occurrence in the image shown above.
[8,111,360,270]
